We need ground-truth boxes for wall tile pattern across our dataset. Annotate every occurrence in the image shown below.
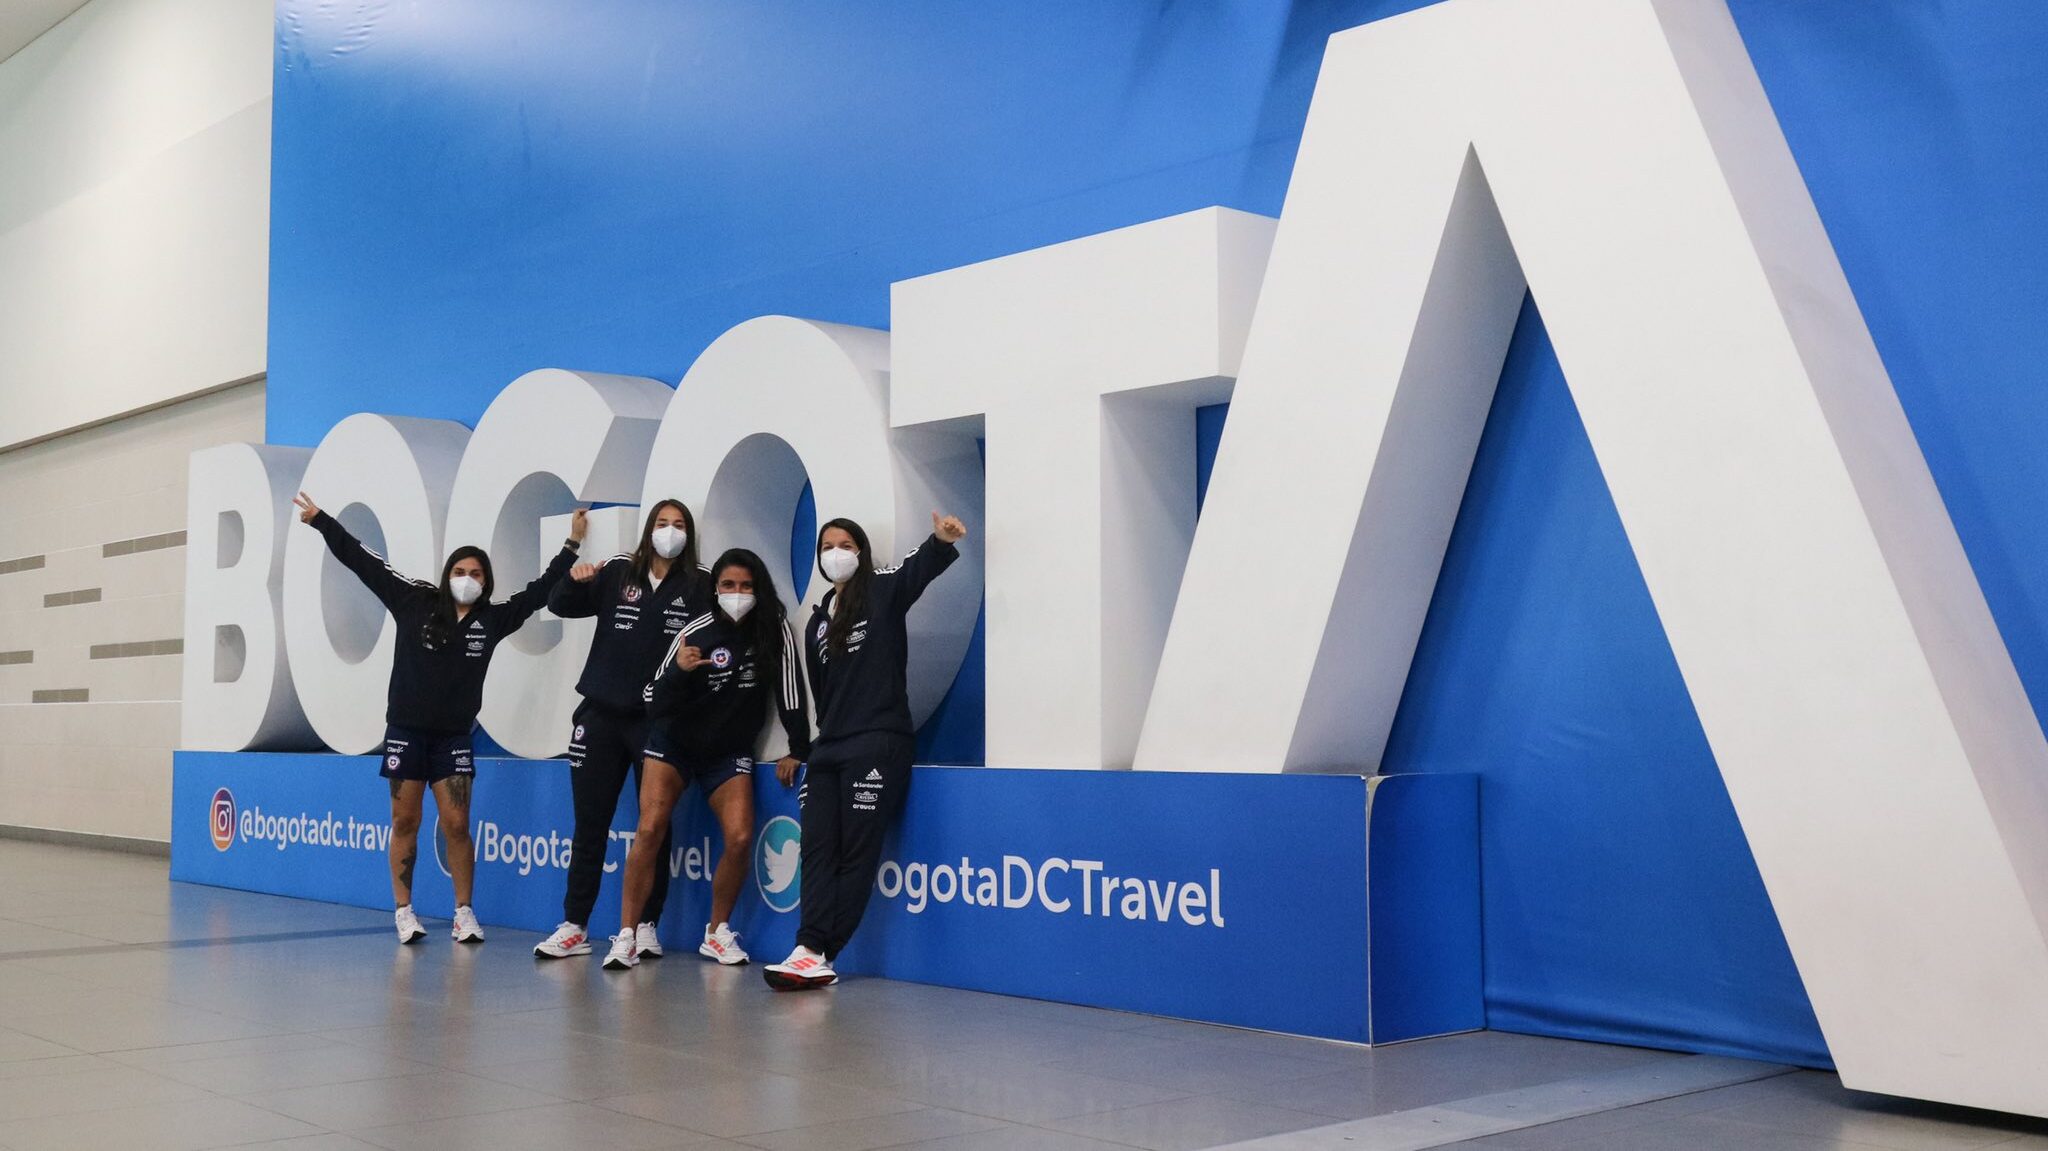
[0,381,264,840]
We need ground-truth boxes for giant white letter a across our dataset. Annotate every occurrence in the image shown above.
[1137,0,2048,1117]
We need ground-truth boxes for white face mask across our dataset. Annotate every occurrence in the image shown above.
[449,575,483,606]
[819,547,860,584]
[650,524,687,560]
[718,592,755,622]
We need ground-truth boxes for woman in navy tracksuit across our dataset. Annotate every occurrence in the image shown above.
[532,500,707,961]
[292,492,582,945]
[764,511,968,990]
[604,547,809,969]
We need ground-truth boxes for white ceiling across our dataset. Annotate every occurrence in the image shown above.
[0,0,92,65]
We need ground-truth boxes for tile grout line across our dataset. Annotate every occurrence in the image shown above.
[66,1025,607,1144]
[1207,1055,1797,1150]
[0,924,395,962]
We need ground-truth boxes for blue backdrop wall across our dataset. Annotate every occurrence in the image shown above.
[268,0,2048,1067]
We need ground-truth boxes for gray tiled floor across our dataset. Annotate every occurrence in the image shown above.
[0,840,2044,1150]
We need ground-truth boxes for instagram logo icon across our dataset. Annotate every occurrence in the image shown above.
[209,788,236,852]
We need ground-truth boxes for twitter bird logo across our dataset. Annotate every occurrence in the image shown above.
[763,840,798,893]
[755,816,802,912]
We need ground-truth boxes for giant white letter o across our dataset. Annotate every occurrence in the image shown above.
[640,316,982,728]
[444,369,672,757]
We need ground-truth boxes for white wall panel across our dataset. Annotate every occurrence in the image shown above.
[0,0,271,449]
[0,382,264,842]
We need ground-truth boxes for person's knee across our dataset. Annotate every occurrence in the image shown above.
[636,807,671,843]
[723,819,753,861]
[438,808,471,842]
[390,805,422,837]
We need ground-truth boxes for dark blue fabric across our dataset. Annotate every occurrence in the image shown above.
[1377,301,1828,1066]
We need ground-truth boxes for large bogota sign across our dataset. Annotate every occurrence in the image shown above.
[181,0,2048,1117]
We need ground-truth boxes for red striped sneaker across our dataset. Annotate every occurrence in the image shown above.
[602,929,638,970]
[763,946,835,990]
[699,922,749,966]
[533,923,589,958]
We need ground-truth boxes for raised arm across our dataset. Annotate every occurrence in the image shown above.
[548,555,621,619]
[883,512,967,609]
[294,493,428,612]
[497,509,587,632]
[500,544,579,631]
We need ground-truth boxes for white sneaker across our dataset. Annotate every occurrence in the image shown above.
[451,905,485,944]
[533,922,590,958]
[763,945,835,990]
[602,929,638,970]
[699,922,749,966]
[635,921,663,958]
[394,905,426,945]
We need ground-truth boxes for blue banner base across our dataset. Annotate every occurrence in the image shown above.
[173,751,1478,1044]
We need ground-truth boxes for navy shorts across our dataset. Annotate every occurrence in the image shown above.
[381,726,474,783]
[643,729,753,796]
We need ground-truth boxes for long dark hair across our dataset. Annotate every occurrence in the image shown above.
[425,546,493,645]
[630,499,699,588]
[817,517,874,654]
[708,548,785,668]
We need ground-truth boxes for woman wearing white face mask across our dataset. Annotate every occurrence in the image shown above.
[765,512,967,990]
[293,493,583,945]
[534,500,708,961]
[606,548,809,969]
